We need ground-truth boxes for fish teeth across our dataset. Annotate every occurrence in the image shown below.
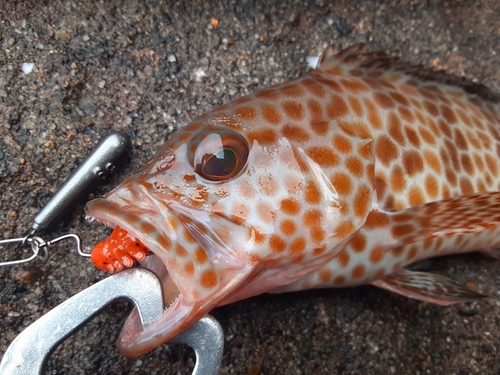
[166,293,181,310]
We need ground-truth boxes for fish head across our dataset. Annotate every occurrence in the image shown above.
[86,97,374,356]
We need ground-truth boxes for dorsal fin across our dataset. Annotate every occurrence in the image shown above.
[318,43,387,70]
[317,46,335,68]
[318,43,500,104]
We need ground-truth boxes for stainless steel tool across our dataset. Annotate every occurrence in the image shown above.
[0,268,224,375]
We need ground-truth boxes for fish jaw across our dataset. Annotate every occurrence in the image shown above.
[85,194,259,357]
[116,262,258,357]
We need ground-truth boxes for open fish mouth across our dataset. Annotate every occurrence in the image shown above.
[88,221,183,316]
[85,195,213,303]
[85,196,255,357]
[85,197,205,356]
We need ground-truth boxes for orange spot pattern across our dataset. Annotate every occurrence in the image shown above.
[200,270,218,289]
[248,129,277,145]
[262,104,281,124]
[306,147,339,167]
[281,198,300,215]
[235,107,257,120]
[97,45,500,301]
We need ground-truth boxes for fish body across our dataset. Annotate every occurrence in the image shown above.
[86,44,500,357]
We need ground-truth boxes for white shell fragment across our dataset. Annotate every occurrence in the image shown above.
[21,62,35,74]
[194,68,206,80]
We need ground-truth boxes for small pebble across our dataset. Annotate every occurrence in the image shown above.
[59,30,70,39]
[466,281,478,292]
[26,303,39,311]
[14,266,44,284]
[247,363,262,375]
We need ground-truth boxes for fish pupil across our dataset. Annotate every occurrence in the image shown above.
[203,149,237,177]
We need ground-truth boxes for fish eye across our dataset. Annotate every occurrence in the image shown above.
[188,129,249,181]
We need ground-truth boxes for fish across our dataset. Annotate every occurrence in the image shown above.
[85,44,500,358]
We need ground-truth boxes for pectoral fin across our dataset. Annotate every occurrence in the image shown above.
[366,192,500,253]
[372,269,486,305]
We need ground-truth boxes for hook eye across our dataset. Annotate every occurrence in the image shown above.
[28,236,49,263]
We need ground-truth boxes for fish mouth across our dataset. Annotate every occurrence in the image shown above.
[85,196,256,358]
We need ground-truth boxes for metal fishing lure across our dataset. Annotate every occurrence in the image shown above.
[0,132,131,267]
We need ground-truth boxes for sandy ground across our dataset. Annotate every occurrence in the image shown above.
[1,0,500,374]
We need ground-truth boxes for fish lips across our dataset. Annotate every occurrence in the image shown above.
[85,197,180,290]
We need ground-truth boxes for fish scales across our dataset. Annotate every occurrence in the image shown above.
[86,44,500,357]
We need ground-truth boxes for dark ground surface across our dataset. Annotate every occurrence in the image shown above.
[1,1,500,374]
